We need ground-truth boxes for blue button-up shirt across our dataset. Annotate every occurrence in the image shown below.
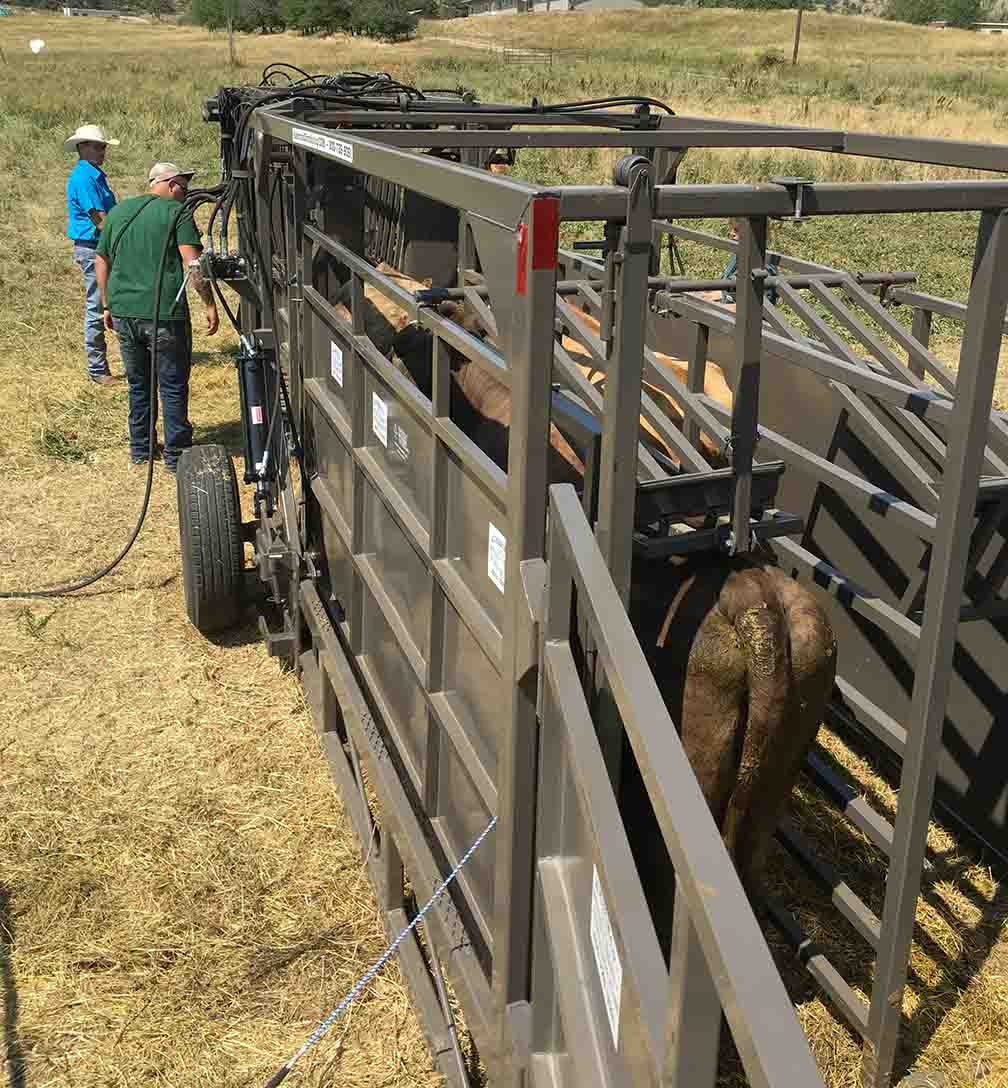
[721,252,781,306]
[66,159,117,243]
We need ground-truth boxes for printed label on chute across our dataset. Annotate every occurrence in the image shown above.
[292,127,354,165]
[590,866,622,1050]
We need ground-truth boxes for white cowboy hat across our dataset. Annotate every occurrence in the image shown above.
[64,124,120,153]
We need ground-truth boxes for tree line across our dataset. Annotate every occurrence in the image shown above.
[187,0,432,39]
[12,0,990,38]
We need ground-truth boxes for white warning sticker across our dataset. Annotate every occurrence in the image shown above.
[330,340,344,386]
[250,405,263,425]
[372,392,388,448]
[292,126,354,165]
[487,522,506,593]
[590,866,623,1051]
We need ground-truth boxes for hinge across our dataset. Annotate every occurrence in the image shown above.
[517,558,548,680]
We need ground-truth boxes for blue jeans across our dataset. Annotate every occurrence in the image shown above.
[72,241,110,379]
[116,317,193,468]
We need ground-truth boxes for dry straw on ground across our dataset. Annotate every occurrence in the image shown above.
[1,10,1007,1088]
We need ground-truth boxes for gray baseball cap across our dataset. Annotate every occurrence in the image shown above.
[148,162,195,185]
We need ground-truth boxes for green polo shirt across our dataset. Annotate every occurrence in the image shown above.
[96,195,202,321]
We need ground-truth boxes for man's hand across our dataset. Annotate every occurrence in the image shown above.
[206,303,219,337]
[103,307,114,331]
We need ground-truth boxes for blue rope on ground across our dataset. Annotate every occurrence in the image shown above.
[263,814,498,1088]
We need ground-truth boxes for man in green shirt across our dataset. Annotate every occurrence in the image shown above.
[95,162,219,472]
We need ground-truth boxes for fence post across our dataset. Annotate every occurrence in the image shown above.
[792,6,803,65]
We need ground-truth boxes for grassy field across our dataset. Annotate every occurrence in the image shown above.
[1,8,1007,1088]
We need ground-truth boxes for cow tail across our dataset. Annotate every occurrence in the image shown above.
[717,568,793,895]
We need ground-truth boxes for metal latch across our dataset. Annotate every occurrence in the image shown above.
[770,176,814,224]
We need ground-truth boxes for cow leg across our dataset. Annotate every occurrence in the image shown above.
[626,563,748,960]
[678,606,750,828]
[719,567,836,897]
[712,567,790,897]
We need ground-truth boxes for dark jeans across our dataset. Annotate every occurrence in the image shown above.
[115,317,193,467]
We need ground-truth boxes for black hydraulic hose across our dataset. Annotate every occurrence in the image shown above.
[0,192,217,600]
[548,95,676,114]
[238,176,287,478]
[260,61,312,85]
[211,274,240,334]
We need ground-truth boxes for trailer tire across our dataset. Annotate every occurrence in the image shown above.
[177,443,244,635]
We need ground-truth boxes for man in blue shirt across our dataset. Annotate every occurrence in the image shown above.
[65,124,119,385]
[720,219,780,307]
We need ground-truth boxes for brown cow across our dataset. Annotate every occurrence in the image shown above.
[387,304,836,955]
[558,306,734,464]
[331,262,431,355]
[330,266,586,479]
[624,551,835,952]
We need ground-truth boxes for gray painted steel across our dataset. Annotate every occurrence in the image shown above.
[204,89,1008,1088]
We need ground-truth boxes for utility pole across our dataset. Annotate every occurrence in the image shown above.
[228,0,237,66]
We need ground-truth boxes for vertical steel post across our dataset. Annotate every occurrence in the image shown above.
[862,209,1008,1088]
[596,164,653,606]
[664,896,722,1088]
[253,132,275,334]
[686,321,710,453]
[729,217,767,555]
[910,308,933,378]
[348,269,367,658]
[458,213,472,291]
[290,145,308,422]
[491,195,560,1084]
[426,333,450,815]
[297,148,314,387]
[283,151,306,670]
[593,163,653,789]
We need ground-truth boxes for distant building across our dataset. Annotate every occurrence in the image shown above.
[463,0,640,13]
[463,0,521,14]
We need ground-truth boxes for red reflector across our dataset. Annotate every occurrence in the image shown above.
[531,195,560,271]
[515,222,528,295]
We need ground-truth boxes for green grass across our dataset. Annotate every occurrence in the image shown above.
[33,385,131,462]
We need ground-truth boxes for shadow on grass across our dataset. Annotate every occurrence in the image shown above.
[1,885,26,1088]
[192,419,245,457]
[750,736,1008,1085]
[201,606,264,651]
[192,345,240,368]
